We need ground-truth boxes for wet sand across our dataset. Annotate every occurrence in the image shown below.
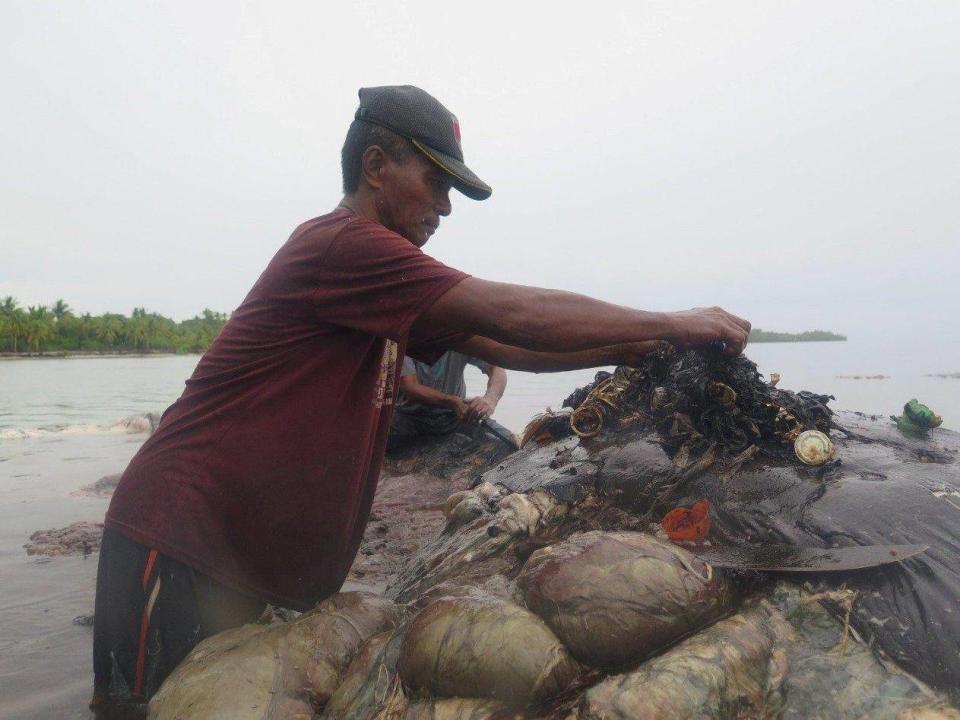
[347,452,481,589]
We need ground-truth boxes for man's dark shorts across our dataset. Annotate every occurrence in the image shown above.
[91,527,265,718]
[387,409,515,453]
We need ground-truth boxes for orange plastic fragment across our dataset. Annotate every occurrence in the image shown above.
[662,499,711,541]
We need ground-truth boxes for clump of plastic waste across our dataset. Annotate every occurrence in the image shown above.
[397,591,579,707]
[891,399,943,435]
[517,531,734,669]
[148,592,402,720]
[563,348,834,464]
[577,601,792,719]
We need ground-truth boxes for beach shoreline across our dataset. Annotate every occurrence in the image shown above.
[0,351,187,360]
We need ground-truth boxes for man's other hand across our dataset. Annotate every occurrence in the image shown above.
[668,307,751,356]
[618,340,674,366]
[464,396,497,424]
[449,396,470,420]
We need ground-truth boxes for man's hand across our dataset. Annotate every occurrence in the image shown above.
[463,396,497,424]
[617,340,674,366]
[449,396,470,420]
[666,307,751,356]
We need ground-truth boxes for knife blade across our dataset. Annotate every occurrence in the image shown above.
[479,418,519,451]
[690,543,928,572]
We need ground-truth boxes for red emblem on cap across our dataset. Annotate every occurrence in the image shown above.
[452,116,461,143]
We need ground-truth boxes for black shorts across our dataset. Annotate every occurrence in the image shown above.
[388,410,516,453]
[90,527,266,718]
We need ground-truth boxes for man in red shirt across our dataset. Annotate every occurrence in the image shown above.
[92,85,750,716]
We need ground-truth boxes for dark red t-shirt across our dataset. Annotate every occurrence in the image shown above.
[105,209,469,610]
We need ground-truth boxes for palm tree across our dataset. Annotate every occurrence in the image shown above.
[0,297,15,351]
[52,299,72,322]
[95,315,123,349]
[129,307,149,351]
[6,309,28,352]
[25,314,54,352]
[77,313,94,350]
[27,305,50,320]
[25,306,53,351]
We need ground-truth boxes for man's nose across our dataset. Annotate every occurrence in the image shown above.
[436,190,452,217]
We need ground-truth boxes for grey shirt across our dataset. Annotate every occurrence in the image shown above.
[397,351,491,417]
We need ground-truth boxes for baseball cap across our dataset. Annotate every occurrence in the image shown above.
[355,85,492,200]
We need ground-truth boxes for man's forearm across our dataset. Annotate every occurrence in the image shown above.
[454,337,664,373]
[483,367,507,402]
[399,378,460,411]
[416,278,751,357]
[422,279,675,352]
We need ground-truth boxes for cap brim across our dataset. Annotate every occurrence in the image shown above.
[411,139,492,201]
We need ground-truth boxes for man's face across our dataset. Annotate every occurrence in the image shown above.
[377,151,453,247]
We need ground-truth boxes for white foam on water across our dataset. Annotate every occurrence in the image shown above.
[0,414,158,441]
[932,489,960,513]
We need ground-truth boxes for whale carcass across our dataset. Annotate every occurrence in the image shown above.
[147,351,960,719]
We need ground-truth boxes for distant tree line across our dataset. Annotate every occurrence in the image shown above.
[749,328,846,343]
[0,297,228,354]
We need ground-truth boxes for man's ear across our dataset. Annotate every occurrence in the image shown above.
[361,145,386,190]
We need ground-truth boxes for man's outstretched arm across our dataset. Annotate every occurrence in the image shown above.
[453,336,669,373]
[415,277,750,356]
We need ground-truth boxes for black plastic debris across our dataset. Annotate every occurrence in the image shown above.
[564,348,835,466]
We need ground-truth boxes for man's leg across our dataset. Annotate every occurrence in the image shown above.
[91,528,265,717]
[190,568,266,636]
[387,411,422,453]
[91,528,158,719]
[142,553,266,696]
[388,410,469,454]
[422,411,460,436]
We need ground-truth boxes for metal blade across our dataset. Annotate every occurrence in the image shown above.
[479,419,519,451]
[693,543,928,572]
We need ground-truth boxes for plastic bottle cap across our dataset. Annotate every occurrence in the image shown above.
[794,430,835,466]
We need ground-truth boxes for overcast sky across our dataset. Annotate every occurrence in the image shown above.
[2,1,958,341]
